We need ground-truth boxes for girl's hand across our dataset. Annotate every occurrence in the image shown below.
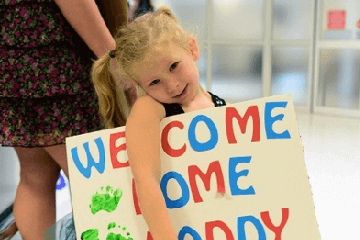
[127,0,141,23]
[125,85,138,106]
[126,96,178,240]
[109,58,138,105]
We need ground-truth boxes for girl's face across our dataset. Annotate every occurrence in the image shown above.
[131,38,200,107]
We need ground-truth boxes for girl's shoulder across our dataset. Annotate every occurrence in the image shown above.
[128,95,166,123]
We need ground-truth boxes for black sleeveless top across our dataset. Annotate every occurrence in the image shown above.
[162,92,227,117]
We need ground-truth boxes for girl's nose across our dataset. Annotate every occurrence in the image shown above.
[166,78,180,93]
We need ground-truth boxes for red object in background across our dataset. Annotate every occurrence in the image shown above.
[357,19,360,28]
[327,10,346,30]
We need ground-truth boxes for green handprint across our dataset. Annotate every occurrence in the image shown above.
[81,223,133,240]
[89,186,123,214]
[106,222,133,240]
[81,229,99,240]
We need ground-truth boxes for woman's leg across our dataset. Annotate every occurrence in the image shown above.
[44,144,69,179]
[13,147,61,240]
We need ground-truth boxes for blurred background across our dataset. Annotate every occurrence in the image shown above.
[151,0,360,115]
[1,0,359,239]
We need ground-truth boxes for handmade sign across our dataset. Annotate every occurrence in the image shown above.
[66,95,321,240]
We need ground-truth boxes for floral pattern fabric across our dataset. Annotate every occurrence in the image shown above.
[0,94,104,147]
[0,0,104,147]
[0,0,95,97]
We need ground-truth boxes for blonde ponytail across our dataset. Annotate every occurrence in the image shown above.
[92,52,132,128]
[156,6,178,22]
[91,5,195,126]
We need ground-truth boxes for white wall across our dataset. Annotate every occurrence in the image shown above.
[0,146,19,188]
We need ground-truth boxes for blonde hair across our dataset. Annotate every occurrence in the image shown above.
[92,6,195,128]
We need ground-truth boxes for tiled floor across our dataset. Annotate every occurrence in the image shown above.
[1,110,359,240]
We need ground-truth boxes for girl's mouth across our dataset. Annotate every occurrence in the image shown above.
[174,85,187,98]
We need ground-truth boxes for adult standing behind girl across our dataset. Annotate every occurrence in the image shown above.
[92,6,226,239]
[0,0,131,239]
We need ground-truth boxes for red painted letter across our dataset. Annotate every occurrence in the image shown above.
[205,220,234,240]
[132,178,141,215]
[110,131,129,169]
[161,121,186,157]
[147,231,154,240]
[188,161,225,203]
[226,106,260,143]
[260,208,289,240]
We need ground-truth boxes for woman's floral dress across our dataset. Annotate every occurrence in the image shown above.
[0,0,104,147]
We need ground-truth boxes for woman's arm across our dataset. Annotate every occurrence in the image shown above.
[54,0,116,58]
[126,96,178,240]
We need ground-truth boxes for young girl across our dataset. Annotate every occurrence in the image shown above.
[92,6,226,239]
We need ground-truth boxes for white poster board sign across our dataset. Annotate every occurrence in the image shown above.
[66,95,321,240]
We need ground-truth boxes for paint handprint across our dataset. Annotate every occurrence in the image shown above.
[89,186,123,214]
[106,222,133,240]
[81,229,100,240]
[81,222,133,240]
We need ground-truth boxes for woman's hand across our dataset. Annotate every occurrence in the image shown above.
[54,0,116,58]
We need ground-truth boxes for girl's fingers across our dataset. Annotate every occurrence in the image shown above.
[109,58,135,90]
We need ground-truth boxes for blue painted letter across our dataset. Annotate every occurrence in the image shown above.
[71,137,106,179]
[265,102,291,139]
[178,226,202,240]
[238,215,266,240]
[229,156,255,196]
[188,115,218,152]
[160,172,190,209]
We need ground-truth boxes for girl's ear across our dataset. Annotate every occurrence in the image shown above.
[189,37,200,61]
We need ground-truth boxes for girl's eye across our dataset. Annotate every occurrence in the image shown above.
[150,79,160,86]
[170,62,178,71]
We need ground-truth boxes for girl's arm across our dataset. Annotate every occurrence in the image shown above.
[53,0,116,58]
[126,96,178,240]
